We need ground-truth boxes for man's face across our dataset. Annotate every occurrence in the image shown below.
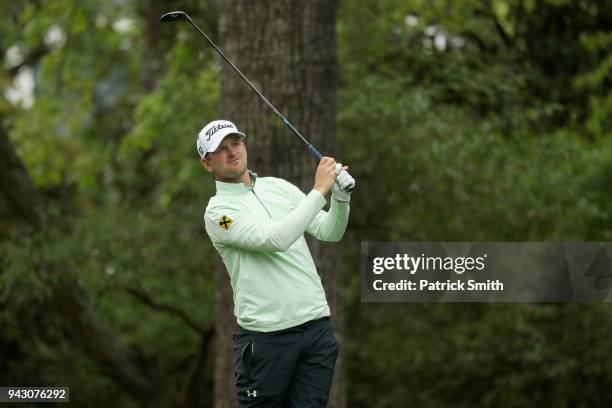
[201,134,248,181]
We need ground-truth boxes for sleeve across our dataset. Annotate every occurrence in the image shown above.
[204,190,327,252]
[284,181,350,242]
[307,199,350,241]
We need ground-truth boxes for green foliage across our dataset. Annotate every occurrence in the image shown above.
[337,0,612,242]
[1,204,215,405]
[337,0,612,406]
[2,0,218,405]
[345,303,612,408]
[119,35,220,208]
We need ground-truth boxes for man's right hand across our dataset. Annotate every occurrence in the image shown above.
[313,157,338,196]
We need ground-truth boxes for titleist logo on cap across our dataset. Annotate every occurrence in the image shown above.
[205,123,234,141]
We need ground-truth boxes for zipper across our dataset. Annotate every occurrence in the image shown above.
[250,188,272,218]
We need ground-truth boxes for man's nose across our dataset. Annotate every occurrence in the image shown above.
[227,144,239,156]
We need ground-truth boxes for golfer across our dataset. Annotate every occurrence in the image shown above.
[198,119,354,407]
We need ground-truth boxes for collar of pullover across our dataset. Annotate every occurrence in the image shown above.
[215,171,258,195]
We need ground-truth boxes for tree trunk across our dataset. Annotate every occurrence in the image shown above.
[214,261,238,408]
[0,124,44,228]
[214,1,345,407]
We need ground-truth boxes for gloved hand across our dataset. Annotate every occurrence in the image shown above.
[332,163,355,203]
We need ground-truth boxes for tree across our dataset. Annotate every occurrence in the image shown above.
[213,0,345,406]
[1,1,217,406]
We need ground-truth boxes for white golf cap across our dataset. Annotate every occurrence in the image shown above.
[197,119,246,158]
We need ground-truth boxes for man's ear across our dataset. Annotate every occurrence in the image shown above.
[201,157,213,173]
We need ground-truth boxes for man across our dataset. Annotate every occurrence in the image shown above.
[198,119,354,407]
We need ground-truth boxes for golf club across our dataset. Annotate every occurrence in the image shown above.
[160,10,355,191]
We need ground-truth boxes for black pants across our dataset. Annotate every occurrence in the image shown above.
[233,317,339,408]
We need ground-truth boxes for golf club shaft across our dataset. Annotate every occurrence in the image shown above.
[181,14,323,161]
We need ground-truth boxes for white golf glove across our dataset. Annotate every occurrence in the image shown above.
[332,163,355,203]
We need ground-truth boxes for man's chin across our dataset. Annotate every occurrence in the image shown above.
[222,167,247,179]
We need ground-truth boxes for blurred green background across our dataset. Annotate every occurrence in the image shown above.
[1,0,611,407]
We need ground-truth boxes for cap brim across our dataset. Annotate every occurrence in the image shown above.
[207,131,246,153]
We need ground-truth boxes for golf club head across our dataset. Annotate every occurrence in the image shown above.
[160,10,188,22]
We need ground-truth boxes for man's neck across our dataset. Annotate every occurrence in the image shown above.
[217,170,252,187]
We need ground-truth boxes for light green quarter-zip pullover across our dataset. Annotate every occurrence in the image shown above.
[204,173,349,332]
